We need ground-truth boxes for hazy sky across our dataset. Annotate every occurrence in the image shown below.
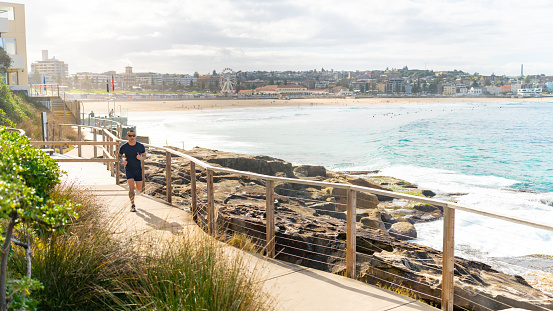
[18,0,553,76]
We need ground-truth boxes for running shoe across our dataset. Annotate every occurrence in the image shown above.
[131,204,136,212]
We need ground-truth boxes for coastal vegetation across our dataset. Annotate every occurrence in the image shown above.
[0,127,76,310]
[0,80,46,139]
[7,179,273,310]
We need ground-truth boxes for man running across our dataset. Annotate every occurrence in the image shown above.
[118,129,146,212]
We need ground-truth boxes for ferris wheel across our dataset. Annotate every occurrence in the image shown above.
[220,68,236,96]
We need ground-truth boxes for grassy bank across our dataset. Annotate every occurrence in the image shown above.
[8,182,274,310]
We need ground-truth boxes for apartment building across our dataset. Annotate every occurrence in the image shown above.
[0,2,28,91]
[443,85,456,95]
[31,50,69,84]
[386,78,404,93]
[500,85,511,93]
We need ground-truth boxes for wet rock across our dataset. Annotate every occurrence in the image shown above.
[294,165,327,177]
[360,217,387,231]
[389,222,417,240]
[331,187,380,211]
[422,189,436,197]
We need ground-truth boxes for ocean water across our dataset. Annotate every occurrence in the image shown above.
[130,101,553,271]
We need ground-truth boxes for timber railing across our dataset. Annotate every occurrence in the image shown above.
[30,121,553,311]
[29,83,61,97]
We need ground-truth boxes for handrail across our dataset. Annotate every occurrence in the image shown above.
[7,128,25,135]
[145,143,553,233]
[29,141,119,146]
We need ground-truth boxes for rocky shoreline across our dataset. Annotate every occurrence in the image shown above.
[137,147,552,311]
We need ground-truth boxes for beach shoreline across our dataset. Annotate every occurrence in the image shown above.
[82,96,549,114]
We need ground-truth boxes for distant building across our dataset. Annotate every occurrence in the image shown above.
[0,2,28,91]
[544,82,553,92]
[72,72,120,90]
[468,87,482,95]
[31,50,69,84]
[251,84,308,96]
[443,85,456,96]
[517,88,542,97]
[122,66,135,89]
[500,85,511,93]
[275,84,308,95]
[136,72,161,86]
[386,78,404,93]
[484,86,501,95]
[309,89,329,96]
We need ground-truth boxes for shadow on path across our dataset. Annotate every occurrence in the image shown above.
[135,208,184,234]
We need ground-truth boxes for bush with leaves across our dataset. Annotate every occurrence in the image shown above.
[0,127,77,311]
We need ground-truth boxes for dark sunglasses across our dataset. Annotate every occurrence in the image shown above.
[127,135,136,137]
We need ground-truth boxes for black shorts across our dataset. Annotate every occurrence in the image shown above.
[125,168,143,181]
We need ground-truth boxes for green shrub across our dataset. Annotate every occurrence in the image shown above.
[0,127,76,310]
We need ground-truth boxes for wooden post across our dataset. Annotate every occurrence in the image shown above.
[266,180,275,258]
[141,157,146,192]
[93,128,98,158]
[190,162,197,222]
[77,126,82,157]
[58,125,63,154]
[165,152,172,203]
[442,206,455,311]
[346,188,357,279]
[207,168,215,235]
[109,136,114,176]
[115,152,120,185]
[104,145,109,170]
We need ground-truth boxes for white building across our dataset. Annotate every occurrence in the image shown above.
[31,50,69,84]
[136,73,162,86]
[517,88,542,97]
[468,87,482,95]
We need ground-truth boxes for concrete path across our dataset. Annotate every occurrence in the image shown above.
[54,138,437,311]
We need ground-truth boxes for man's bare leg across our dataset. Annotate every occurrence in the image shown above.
[127,179,136,211]
[135,180,143,192]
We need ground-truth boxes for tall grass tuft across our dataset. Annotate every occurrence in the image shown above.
[10,182,131,310]
[227,232,260,253]
[110,234,274,311]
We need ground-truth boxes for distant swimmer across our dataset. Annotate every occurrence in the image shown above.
[119,130,147,212]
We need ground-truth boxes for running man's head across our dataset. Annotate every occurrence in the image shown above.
[127,130,136,142]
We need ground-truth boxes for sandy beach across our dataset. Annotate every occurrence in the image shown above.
[82,96,548,115]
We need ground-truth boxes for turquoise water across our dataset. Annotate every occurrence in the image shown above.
[131,101,553,262]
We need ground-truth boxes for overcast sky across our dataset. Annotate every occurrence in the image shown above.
[17,0,553,76]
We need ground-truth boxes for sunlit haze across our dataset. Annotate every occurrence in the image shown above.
[18,0,553,75]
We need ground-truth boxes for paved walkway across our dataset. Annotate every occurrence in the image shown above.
[53,134,437,311]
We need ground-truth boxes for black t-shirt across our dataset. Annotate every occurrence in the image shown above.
[119,142,146,170]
